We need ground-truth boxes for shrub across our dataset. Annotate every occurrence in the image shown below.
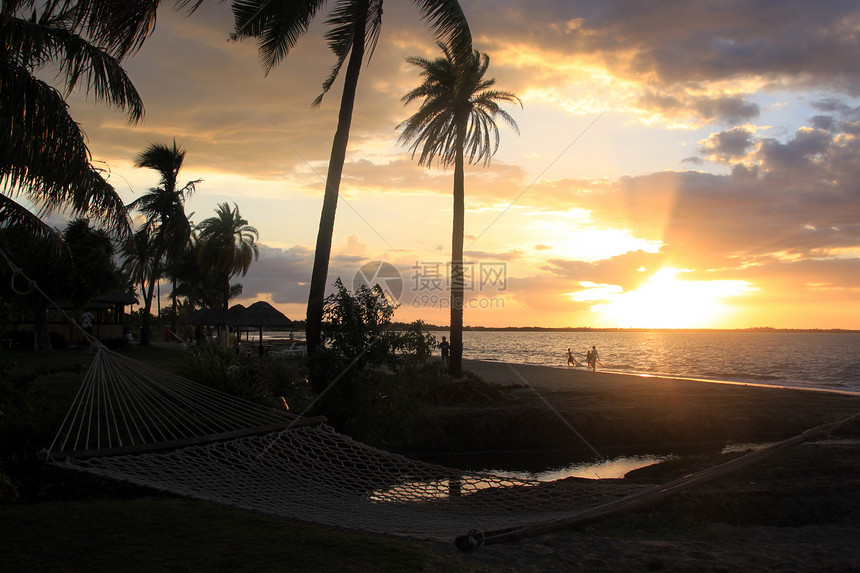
[181,343,312,412]
[311,280,443,446]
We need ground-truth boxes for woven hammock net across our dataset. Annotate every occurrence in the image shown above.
[45,348,650,541]
[44,347,853,545]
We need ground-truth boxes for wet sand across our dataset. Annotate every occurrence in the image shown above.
[425,360,860,571]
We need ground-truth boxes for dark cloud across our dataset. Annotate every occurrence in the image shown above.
[470,0,860,124]
[638,91,759,125]
[576,0,860,92]
[462,249,524,261]
[238,245,313,304]
[810,115,837,132]
[520,116,860,278]
[758,129,833,174]
[699,127,756,161]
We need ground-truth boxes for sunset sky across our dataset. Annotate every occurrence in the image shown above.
[60,0,860,329]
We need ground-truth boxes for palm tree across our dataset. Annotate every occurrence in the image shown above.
[126,140,199,345]
[119,225,156,330]
[195,202,259,310]
[230,0,472,367]
[0,0,161,243]
[398,43,520,376]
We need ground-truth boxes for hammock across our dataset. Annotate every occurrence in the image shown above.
[42,347,858,548]
[43,347,648,542]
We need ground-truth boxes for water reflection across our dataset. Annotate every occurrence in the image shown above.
[421,451,672,482]
[365,454,670,504]
[490,453,672,481]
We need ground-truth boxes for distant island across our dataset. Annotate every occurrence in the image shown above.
[282,320,859,334]
[388,324,860,334]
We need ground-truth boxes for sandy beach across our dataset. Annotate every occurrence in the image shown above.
[409,359,860,456]
[422,360,860,572]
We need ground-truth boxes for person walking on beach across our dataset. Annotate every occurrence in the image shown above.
[567,348,581,367]
[440,336,450,366]
[587,345,599,371]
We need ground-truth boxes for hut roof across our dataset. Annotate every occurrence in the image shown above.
[232,301,291,327]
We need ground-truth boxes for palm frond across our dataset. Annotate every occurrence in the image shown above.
[0,61,130,235]
[68,0,161,60]
[0,193,65,252]
[398,44,521,169]
[313,0,383,108]
[4,6,145,118]
[231,0,325,75]
[412,0,471,58]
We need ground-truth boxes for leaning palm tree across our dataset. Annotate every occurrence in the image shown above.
[195,202,259,310]
[0,0,161,243]
[230,0,472,368]
[127,140,200,345]
[398,43,520,376]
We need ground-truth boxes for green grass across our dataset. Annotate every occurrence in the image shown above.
[0,498,478,572]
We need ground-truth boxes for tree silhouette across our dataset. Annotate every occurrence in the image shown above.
[126,141,199,345]
[230,0,472,391]
[398,43,520,376]
[0,0,161,244]
[196,202,259,310]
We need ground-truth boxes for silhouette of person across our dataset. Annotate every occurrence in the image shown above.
[567,347,580,367]
[81,311,94,335]
[440,336,450,365]
[587,345,599,371]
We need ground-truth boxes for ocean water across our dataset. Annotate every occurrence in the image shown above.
[265,328,860,393]
[440,330,860,394]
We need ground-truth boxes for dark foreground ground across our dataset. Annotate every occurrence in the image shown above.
[2,351,859,571]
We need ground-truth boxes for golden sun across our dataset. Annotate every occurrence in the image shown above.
[584,268,756,329]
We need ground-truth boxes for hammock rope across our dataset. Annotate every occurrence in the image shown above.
[42,346,859,545]
[46,347,308,459]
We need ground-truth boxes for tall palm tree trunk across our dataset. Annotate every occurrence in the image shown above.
[140,268,157,346]
[449,122,467,377]
[171,278,178,333]
[306,0,369,380]
[140,257,162,346]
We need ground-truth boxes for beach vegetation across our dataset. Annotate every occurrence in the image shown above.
[163,242,226,312]
[123,140,199,346]
[0,0,158,244]
[61,219,121,307]
[303,278,445,444]
[398,43,521,376]
[0,219,119,350]
[229,0,473,380]
[318,278,438,372]
[195,202,259,310]
[182,342,313,411]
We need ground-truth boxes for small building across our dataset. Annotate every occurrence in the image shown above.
[40,290,139,345]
